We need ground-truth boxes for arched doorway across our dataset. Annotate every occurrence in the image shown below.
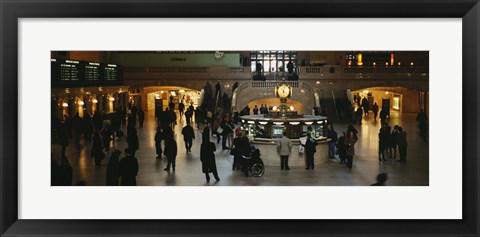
[350,87,428,116]
[144,86,202,112]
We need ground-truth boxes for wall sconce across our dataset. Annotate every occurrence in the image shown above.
[109,97,115,102]
[62,102,69,107]
[92,99,98,103]
[78,101,85,106]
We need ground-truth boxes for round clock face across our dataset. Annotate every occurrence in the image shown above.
[277,84,290,98]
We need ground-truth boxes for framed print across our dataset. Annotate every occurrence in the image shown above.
[1,0,479,236]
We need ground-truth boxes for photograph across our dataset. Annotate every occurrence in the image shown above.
[2,0,478,235]
[50,50,429,186]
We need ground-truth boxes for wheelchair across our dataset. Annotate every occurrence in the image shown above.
[241,148,265,177]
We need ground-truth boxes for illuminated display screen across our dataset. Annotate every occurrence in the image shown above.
[51,59,122,85]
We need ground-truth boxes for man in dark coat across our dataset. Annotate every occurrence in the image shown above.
[154,127,163,159]
[200,132,220,182]
[181,122,195,153]
[302,133,317,170]
[119,148,139,186]
[163,132,177,172]
[106,149,121,186]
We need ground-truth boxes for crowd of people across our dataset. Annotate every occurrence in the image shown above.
[51,88,427,186]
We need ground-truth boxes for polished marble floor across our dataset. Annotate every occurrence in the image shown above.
[52,110,429,186]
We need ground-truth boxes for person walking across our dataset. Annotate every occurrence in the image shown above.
[119,147,139,186]
[106,149,121,186]
[302,133,318,170]
[126,127,139,153]
[372,102,379,121]
[277,131,292,170]
[138,108,145,128]
[181,122,195,153]
[154,127,163,159]
[200,132,220,182]
[163,132,178,172]
[345,130,357,169]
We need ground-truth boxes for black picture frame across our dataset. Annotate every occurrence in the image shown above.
[1,0,479,236]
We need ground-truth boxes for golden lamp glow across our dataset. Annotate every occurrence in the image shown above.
[78,101,85,106]
[357,53,363,66]
[109,97,115,102]
[373,62,376,66]
[62,102,69,107]
[410,62,414,66]
[92,99,98,103]
[390,53,395,66]
[347,60,352,66]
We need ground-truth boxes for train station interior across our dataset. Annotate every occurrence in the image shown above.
[50,50,429,186]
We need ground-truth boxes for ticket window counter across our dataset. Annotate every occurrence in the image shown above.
[242,122,326,140]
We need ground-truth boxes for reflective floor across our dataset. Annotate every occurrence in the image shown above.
[52,110,429,186]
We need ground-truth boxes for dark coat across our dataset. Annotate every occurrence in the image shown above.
[106,151,121,186]
[164,138,177,158]
[90,132,104,159]
[200,141,217,173]
[182,125,195,141]
[119,155,139,186]
[304,137,318,156]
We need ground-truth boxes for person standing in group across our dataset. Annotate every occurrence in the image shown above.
[106,149,121,186]
[90,129,104,167]
[221,116,235,150]
[378,123,389,161]
[336,132,347,164]
[181,122,195,153]
[345,130,357,169]
[154,127,163,159]
[302,133,318,170]
[397,127,408,162]
[277,131,292,170]
[163,131,177,172]
[200,132,220,182]
[119,147,139,186]
[326,124,338,159]
[138,107,145,128]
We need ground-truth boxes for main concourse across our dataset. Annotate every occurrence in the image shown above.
[53,109,428,186]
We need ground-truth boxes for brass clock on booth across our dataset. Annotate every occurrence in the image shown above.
[276,83,291,98]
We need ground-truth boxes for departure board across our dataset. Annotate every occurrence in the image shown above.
[51,59,122,86]
[104,66,118,81]
[59,61,80,81]
[84,64,100,81]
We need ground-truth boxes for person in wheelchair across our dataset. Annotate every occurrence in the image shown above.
[241,146,264,177]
